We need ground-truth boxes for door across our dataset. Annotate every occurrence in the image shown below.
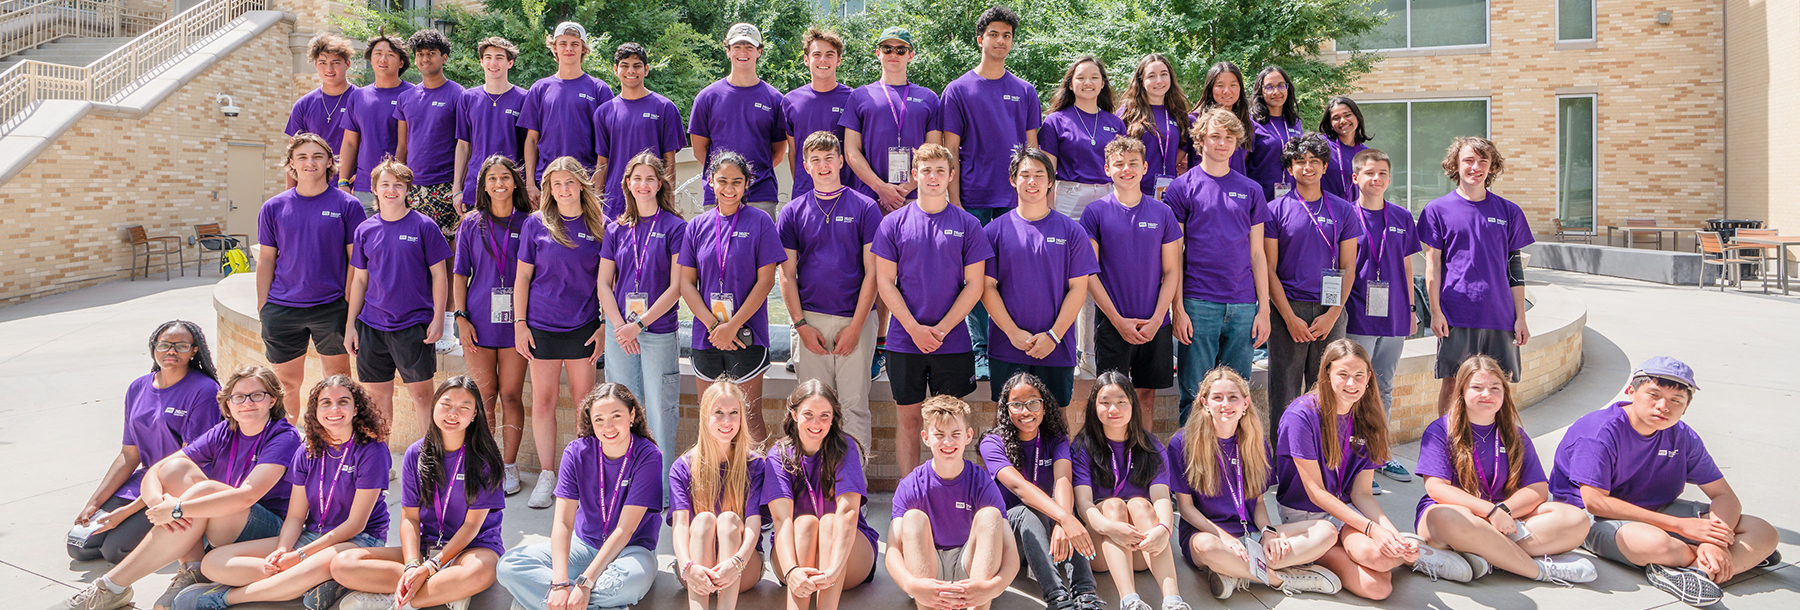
[226,142,266,243]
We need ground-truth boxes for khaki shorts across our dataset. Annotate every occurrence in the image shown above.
[935,537,978,581]
[1584,499,1702,567]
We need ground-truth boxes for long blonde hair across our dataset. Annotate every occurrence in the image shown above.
[1446,355,1527,499]
[537,156,606,248]
[1311,339,1393,469]
[687,382,756,515]
[1182,367,1270,498]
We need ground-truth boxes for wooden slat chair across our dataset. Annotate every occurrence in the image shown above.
[194,223,249,276]
[1731,228,1781,275]
[1625,218,1662,250]
[126,226,184,281]
[1553,218,1593,244]
[1699,231,1764,293]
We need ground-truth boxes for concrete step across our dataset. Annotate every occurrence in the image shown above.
[3,37,133,67]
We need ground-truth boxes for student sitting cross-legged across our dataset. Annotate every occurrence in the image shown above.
[1549,357,1780,607]
[765,380,880,610]
[1073,372,1185,610]
[670,382,768,609]
[1168,366,1340,599]
[981,372,1101,610]
[885,395,1020,610]
[1412,355,1597,586]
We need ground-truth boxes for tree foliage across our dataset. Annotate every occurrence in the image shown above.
[333,0,1385,126]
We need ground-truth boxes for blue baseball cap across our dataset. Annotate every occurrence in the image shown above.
[1633,356,1699,391]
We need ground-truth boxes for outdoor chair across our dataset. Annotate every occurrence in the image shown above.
[1625,218,1662,249]
[1553,218,1592,244]
[126,226,184,281]
[1731,228,1781,273]
[194,223,249,277]
[1699,231,1765,293]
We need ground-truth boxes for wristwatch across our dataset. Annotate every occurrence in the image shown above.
[169,500,183,520]
[451,310,470,321]
[1262,525,1279,536]
[1496,502,1513,515]
[633,318,647,331]
[570,574,590,588]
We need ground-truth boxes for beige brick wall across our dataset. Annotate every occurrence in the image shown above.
[1725,0,1800,257]
[0,21,297,306]
[1341,0,1725,233]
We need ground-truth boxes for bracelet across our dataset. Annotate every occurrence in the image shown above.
[405,558,422,570]
[730,554,746,568]
[683,560,696,574]
[784,565,802,582]
[1365,518,1376,534]
[792,318,810,329]
[1484,504,1500,519]
[1155,522,1171,535]
[337,179,352,187]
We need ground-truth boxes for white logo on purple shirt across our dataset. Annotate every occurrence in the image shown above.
[1227,192,1248,200]
[1103,126,1118,133]
[1046,236,1068,245]
[579,93,595,101]
[431,101,448,108]
[641,112,660,119]
[753,103,772,112]
[339,463,356,473]
[578,232,595,241]
[1388,227,1406,234]
[1003,94,1021,102]
[505,109,520,117]
[732,231,751,238]
[1137,221,1158,229]
[954,501,972,511]
[649,231,666,239]
[399,235,420,243]
[834,216,855,223]
[943,229,965,237]
[165,407,188,416]
[1658,449,1680,457]
[831,106,843,113]
[1486,217,1507,226]
[907,97,923,103]
[322,211,342,218]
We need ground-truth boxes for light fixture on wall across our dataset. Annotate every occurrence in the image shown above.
[215,93,241,118]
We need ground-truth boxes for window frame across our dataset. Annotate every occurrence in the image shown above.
[1555,94,1599,233]
[1346,0,1491,53]
[1555,0,1597,43]
[1358,96,1493,212]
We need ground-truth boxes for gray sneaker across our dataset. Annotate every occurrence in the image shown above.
[502,463,521,495]
[1201,566,1243,599]
[1273,565,1342,595]
[48,583,131,610]
[338,591,397,610]
[1119,597,1153,610]
[1646,564,1722,607]
[154,563,204,609]
[528,469,557,509]
[1534,554,1597,584]
[1461,551,1493,580]
[1403,533,1473,582]
[1158,597,1191,610]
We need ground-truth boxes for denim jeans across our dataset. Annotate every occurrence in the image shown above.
[498,540,656,610]
[603,324,680,502]
[1349,334,1405,418]
[1176,299,1258,423]
[964,206,1005,365]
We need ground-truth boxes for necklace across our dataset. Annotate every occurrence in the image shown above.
[1077,107,1100,145]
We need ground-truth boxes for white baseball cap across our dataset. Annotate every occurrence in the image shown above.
[552,21,587,39]
[724,23,763,48]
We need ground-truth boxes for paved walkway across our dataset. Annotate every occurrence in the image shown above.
[3,270,1795,609]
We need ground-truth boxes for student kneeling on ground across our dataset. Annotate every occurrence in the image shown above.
[1548,357,1780,608]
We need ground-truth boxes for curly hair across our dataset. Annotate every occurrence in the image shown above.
[302,375,389,458]
[577,382,653,442]
[216,365,285,430]
[147,320,218,382]
[986,372,1069,475]
[1440,136,1506,188]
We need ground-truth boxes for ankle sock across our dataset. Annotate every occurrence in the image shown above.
[1120,593,1141,607]
[98,576,125,594]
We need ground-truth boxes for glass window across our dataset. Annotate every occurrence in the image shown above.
[1345,0,1487,51]
[1558,96,1596,231]
[1357,99,1490,210]
[1558,0,1595,41]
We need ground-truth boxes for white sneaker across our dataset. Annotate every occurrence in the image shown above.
[436,312,460,353]
[1403,533,1473,582]
[528,469,557,508]
[1461,551,1493,579]
[502,463,521,495]
[1535,553,1597,584]
[1202,567,1243,599]
[338,591,396,610]
[50,582,132,610]
[445,597,471,610]
[1273,564,1342,595]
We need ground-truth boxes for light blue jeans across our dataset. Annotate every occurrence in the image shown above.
[1349,334,1406,418]
[497,540,656,610]
[1176,299,1258,424]
[603,324,680,501]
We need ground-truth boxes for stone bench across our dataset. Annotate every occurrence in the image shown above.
[1525,241,1720,286]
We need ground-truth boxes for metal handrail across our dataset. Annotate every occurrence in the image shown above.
[0,0,255,135]
[0,0,122,59]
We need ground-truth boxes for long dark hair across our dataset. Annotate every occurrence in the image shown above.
[1048,55,1114,113]
[1249,65,1299,124]
[472,155,534,219]
[987,372,1069,472]
[1074,371,1163,491]
[577,382,654,442]
[775,380,859,500]
[147,320,218,381]
[419,376,506,506]
[302,375,389,458]
[1198,62,1251,151]
[1317,96,1371,145]
[1118,54,1191,144]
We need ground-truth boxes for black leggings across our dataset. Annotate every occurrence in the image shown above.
[67,495,154,564]
[1008,504,1097,601]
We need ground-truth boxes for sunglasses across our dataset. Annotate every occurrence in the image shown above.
[880,44,913,55]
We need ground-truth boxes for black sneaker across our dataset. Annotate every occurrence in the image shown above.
[975,353,991,381]
[1072,591,1106,610]
[1757,549,1782,570]
[1646,564,1723,607]
[301,581,347,610]
[1045,592,1074,610]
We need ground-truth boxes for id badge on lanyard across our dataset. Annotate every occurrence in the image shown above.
[1155,176,1173,200]
[887,147,912,184]
[1241,532,1271,584]
[709,293,735,325]
[624,292,650,323]
[1365,280,1389,317]
[1320,269,1345,307]
[1274,182,1292,198]
[490,287,514,324]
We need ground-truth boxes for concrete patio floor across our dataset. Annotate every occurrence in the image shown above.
[3,270,1796,609]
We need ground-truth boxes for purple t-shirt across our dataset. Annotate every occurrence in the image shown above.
[593,92,686,217]
[1080,194,1182,320]
[762,437,881,547]
[402,441,507,556]
[1072,436,1169,502]
[1164,168,1271,304]
[891,460,1006,549]
[940,70,1042,209]
[345,82,416,192]
[784,83,858,196]
[286,439,391,539]
[183,418,300,517]
[1322,140,1367,201]
[979,432,1071,510]
[1417,190,1535,331]
[517,212,604,333]
[1266,191,1364,303]
[1414,416,1547,526]
[1346,203,1421,337]
[1166,428,1273,538]
[454,85,528,205]
[452,211,526,347]
[350,210,453,331]
[689,78,787,205]
[117,372,222,502]
[556,435,664,550]
[777,189,882,317]
[1039,107,1125,184]
[984,210,1100,367]
[518,74,614,176]
[1549,402,1723,510]
[1246,115,1304,201]
[287,85,357,152]
[839,82,941,202]
[1273,394,1377,512]
[872,203,995,354]
[1140,106,1187,197]
[257,188,367,308]
[678,205,787,349]
[668,454,766,525]
[599,211,687,335]
[394,80,465,185]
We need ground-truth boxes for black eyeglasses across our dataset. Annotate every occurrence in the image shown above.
[227,391,272,405]
[879,44,912,55]
[1006,398,1045,412]
[154,342,194,353]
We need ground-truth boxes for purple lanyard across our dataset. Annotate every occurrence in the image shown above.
[628,213,657,293]
[713,210,742,295]
[881,84,909,146]
[1157,107,1178,176]
[1031,439,1043,484]
[482,214,515,287]
[434,449,465,544]
[223,427,272,488]
[1472,430,1506,501]
[1303,197,1340,267]
[315,444,351,530]
[1354,205,1395,281]
[1336,429,1359,494]
[594,437,634,537]
[798,455,825,515]
[1111,449,1133,498]
[1216,444,1250,528]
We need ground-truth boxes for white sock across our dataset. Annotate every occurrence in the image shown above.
[1121,593,1141,607]
[1163,595,1185,607]
[97,576,125,594]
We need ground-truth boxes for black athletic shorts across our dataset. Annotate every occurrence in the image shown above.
[1094,321,1176,390]
[692,346,771,382]
[528,318,602,361]
[887,350,977,405]
[1434,326,1522,381]
[261,299,349,363]
[354,320,437,384]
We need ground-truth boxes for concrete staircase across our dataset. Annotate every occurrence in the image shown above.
[0,36,133,71]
